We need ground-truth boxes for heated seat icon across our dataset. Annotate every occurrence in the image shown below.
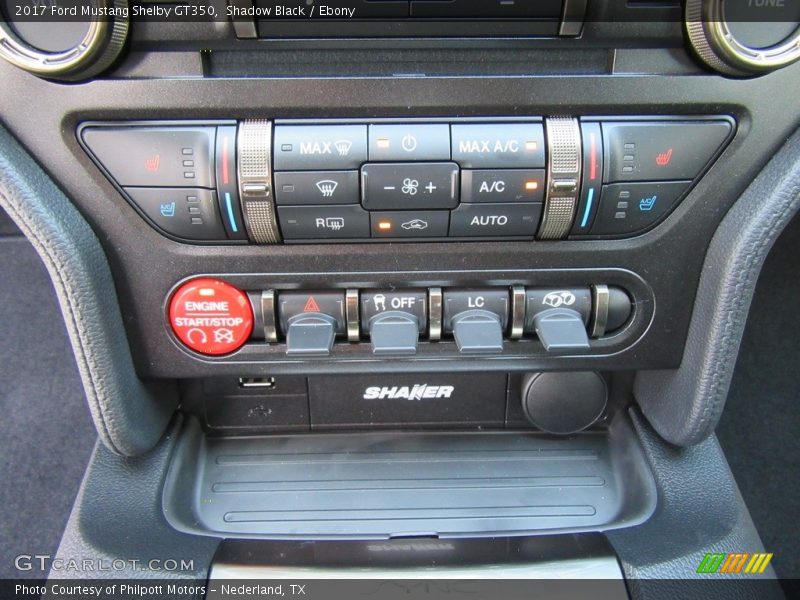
[144,154,161,172]
[656,148,673,166]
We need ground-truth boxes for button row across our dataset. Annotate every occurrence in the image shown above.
[278,203,543,240]
[274,167,546,207]
[168,279,634,357]
[273,123,547,171]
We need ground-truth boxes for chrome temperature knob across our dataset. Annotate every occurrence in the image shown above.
[0,0,129,81]
[685,0,800,76]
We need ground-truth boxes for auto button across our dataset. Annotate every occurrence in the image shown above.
[449,203,542,238]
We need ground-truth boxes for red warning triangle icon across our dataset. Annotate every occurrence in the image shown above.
[303,296,321,313]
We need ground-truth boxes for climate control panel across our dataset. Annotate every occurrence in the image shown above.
[79,116,734,244]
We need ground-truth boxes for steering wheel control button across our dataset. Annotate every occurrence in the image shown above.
[274,171,360,205]
[449,202,542,238]
[274,125,368,171]
[602,121,732,183]
[125,188,226,241]
[590,181,690,236]
[461,169,545,204]
[169,278,254,356]
[361,162,460,210]
[370,211,449,238]
[278,292,346,356]
[368,124,451,162]
[451,123,545,169]
[278,205,370,240]
[443,289,509,353]
[82,126,217,188]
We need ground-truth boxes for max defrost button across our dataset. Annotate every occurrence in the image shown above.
[169,278,254,356]
[274,125,368,170]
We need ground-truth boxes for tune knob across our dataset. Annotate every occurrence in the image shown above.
[685,0,800,76]
[0,0,129,81]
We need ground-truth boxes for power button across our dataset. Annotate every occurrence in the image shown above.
[168,278,253,355]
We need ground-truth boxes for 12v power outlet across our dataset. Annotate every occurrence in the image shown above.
[169,278,253,356]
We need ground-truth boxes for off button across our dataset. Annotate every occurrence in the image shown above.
[169,278,254,356]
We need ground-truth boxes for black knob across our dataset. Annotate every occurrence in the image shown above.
[685,0,800,76]
[521,372,608,435]
[0,1,129,81]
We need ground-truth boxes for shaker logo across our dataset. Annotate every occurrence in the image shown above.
[363,384,455,401]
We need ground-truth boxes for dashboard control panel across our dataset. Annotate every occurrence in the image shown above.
[168,277,633,359]
[80,116,734,245]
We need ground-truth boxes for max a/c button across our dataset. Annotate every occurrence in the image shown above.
[449,203,542,238]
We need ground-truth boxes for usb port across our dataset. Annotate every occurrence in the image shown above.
[238,377,277,389]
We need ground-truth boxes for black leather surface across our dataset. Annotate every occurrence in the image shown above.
[51,415,218,581]
[0,126,177,456]
[608,409,783,599]
[634,128,800,447]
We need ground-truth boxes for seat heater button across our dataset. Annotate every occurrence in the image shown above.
[602,120,732,183]
[82,126,216,188]
[125,187,226,241]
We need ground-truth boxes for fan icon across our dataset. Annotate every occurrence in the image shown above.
[402,178,419,196]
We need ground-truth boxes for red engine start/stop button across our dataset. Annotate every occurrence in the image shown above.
[168,278,254,356]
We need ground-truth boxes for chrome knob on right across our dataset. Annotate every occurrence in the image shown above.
[685,0,800,76]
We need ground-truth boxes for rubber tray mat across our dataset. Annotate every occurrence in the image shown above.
[163,418,656,539]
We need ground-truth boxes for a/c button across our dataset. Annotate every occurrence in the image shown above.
[449,203,542,238]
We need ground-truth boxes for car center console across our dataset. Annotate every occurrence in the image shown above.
[0,0,798,585]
